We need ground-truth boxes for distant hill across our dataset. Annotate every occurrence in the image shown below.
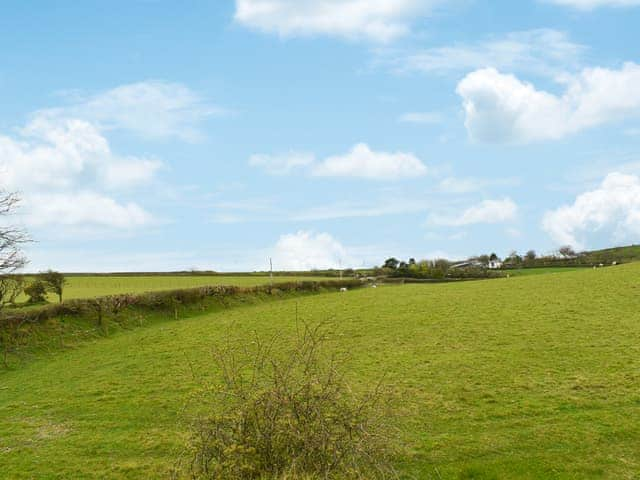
[507,244,640,269]
[579,244,640,264]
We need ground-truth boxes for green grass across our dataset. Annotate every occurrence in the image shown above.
[17,274,332,304]
[503,267,583,276]
[2,264,640,478]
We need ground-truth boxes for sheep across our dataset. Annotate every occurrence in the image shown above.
[340,287,348,292]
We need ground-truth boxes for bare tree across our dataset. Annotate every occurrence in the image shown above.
[0,191,29,275]
[0,191,29,367]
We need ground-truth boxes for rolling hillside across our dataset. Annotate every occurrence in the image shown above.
[1,264,639,479]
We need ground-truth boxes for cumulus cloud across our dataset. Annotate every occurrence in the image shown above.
[542,172,640,249]
[0,115,157,231]
[388,29,584,77]
[25,192,153,229]
[234,0,440,43]
[545,0,640,9]
[41,80,219,142]
[271,231,352,270]
[457,63,640,143]
[312,143,427,180]
[429,198,518,226]
[248,151,315,175]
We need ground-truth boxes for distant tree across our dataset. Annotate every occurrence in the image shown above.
[408,258,416,266]
[559,246,576,258]
[525,250,537,261]
[489,253,499,262]
[477,254,490,265]
[383,258,400,269]
[398,262,409,270]
[505,250,522,265]
[41,270,66,303]
[433,259,450,276]
[24,280,47,304]
[0,275,25,308]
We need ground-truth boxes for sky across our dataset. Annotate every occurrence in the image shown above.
[1,0,640,272]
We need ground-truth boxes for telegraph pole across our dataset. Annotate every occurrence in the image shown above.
[269,257,273,287]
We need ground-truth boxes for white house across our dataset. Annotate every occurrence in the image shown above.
[487,260,503,270]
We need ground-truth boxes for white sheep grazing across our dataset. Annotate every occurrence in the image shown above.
[371,284,377,289]
[340,287,348,292]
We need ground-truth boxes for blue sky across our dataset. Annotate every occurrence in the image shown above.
[2,0,640,272]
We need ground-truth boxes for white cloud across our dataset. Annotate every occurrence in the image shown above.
[312,143,427,180]
[545,0,640,9]
[542,172,640,249]
[0,115,157,231]
[102,159,162,190]
[398,112,443,124]
[271,231,353,270]
[234,0,440,43]
[25,192,153,230]
[429,198,518,226]
[383,29,585,77]
[40,80,219,142]
[457,63,640,143]
[249,151,315,175]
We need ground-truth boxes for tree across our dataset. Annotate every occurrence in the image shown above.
[489,252,499,262]
[525,250,537,261]
[476,254,490,265]
[559,246,576,258]
[41,270,66,303]
[24,280,47,304]
[0,275,25,308]
[0,191,29,276]
[505,250,522,265]
[383,257,400,269]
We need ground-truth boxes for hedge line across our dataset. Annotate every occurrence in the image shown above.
[1,279,363,328]
[0,279,364,368]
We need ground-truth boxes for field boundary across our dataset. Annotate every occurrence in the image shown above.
[0,279,363,369]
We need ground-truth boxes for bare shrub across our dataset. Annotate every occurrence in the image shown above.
[178,324,397,480]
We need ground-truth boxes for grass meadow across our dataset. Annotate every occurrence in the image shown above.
[18,274,332,303]
[1,264,639,478]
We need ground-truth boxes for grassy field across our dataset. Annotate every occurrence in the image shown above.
[19,274,333,303]
[1,264,640,478]
[504,267,583,276]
